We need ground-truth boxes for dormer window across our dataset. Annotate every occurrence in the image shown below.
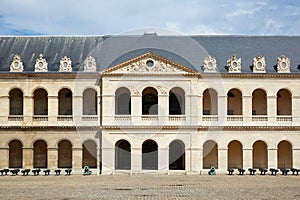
[227,54,241,73]
[203,55,217,73]
[253,55,266,73]
[277,55,290,73]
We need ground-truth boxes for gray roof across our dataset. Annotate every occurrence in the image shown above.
[0,34,300,73]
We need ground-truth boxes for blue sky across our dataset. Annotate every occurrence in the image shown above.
[0,0,300,35]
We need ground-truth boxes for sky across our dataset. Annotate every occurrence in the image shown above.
[0,0,300,36]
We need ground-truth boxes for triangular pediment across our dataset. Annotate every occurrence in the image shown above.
[102,52,198,75]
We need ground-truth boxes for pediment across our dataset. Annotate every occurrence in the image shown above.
[102,52,197,75]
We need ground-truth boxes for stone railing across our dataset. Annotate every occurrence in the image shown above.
[82,115,98,121]
[168,115,186,121]
[202,115,218,121]
[8,115,24,121]
[57,115,73,121]
[276,116,292,122]
[252,116,268,121]
[227,115,243,121]
[33,115,48,121]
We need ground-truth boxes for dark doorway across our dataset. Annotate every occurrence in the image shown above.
[82,140,97,168]
[142,140,158,170]
[169,140,185,170]
[33,140,48,168]
[9,140,23,168]
[115,140,131,170]
[142,87,158,115]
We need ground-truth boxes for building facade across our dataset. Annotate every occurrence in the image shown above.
[0,35,299,174]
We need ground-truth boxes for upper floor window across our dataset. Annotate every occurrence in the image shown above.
[227,89,242,115]
[115,87,131,115]
[203,88,218,115]
[83,88,97,115]
[252,89,267,115]
[58,88,72,115]
[9,88,23,115]
[169,87,185,115]
[277,89,291,115]
[142,87,158,115]
[34,88,48,115]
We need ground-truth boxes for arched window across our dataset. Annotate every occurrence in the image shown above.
[9,140,23,168]
[115,87,131,115]
[203,89,218,115]
[277,140,292,169]
[83,89,97,115]
[169,140,185,170]
[277,89,292,115]
[34,89,48,115]
[142,140,158,170]
[169,87,185,115]
[252,140,267,168]
[58,88,72,115]
[33,140,48,168]
[58,140,72,168]
[115,140,131,170]
[9,89,23,115]
[227,89,242,115]
[203,140,218,169]
[252,89,267,115]
[82,140,97,168]
[142,87,158,115]
[228,140,243,169]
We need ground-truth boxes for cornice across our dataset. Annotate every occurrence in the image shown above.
[0,72,100,79]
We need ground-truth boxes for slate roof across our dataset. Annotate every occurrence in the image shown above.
[0,34,300,73]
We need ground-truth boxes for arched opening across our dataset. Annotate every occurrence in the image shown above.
[9,140,23,168]
[58,140,72,168]
[115,140,131,170]
[252,140,267,168]
[142,140,158,170]
[277,89,292,115]
[34,89,48,115]
[227,89,242,115]
[142,87,158,115]
[169,140,185,170]
[83,89,97,115]
[33,140,48,168]
[228,140,243,169]
[9,88,23,115]
[169,87,185,115]
[203,89,218,115]
[252,89,267,115]
[203,140,218,169]
[115,87,131,115]
[58,88,72,115]
[277,140,292,169]
[82,140,97,168]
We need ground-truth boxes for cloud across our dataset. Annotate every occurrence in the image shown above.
[0,0,299,35]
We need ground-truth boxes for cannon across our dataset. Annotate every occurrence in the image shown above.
[83,166,92,175]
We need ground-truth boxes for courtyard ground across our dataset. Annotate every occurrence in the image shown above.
[0,173,299,199]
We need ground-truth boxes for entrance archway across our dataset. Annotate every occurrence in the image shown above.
[9,140,23,168]
[115,140,131,170]
[252,140,267,168]
[142,140,158,170]
[203,140,218,169]
[58,140,72,168]
[82,140,97,168]
[169,140,185,170]
[228,140,243,168]
[33,140,48,168]
[277,140,292,169]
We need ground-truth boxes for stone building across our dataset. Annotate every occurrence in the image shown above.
[0,34,299,174]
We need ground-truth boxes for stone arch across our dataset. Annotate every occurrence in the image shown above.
[277,140,292,169]
[227,89,242,115]
[142,87,158,115]
[33,140,48,168]
[9,88,23,115]
[203,140,218,169]
[252,89,267,115]
[203,88,218,115]
[169,140,185,170]
[82,140,97,168]
[277,89,292,115]
[252,140,268,168]
[83,88,97,115]
[9,140,23,168]
[115,87,131,115]
[58,140,72,168]
[169,87,185,115]
[142,139,158,170]
[58,88,72,115]
[33,88,48,115]
[228,140,243,169]
[115,139,131,170]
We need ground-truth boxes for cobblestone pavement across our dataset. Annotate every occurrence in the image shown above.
[0,174,299,200]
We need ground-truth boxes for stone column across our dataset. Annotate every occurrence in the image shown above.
[198,95,203,123]
[48,96,58,122]
[218,96,227,124]
[293,148,300,168]
[73,95,82,122]
[292,96,300,123]
[24,95,33,122]
[268,148,277,168]
[158,147,168,173]
[267,96,277,124]
[131,95,141,123]
[158,95,168,123]
[72,147,82,173]
[218,148,228,172]
[101,147,114,174]
[23,147,33,168]
[190,147,201,174]
[0,148,9,168]
[48,147,58,169]
[0,95,9,122]
[97,147,101,174]
[131,147,142,173]
[243,148,253,169]
[242,96,252,124]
